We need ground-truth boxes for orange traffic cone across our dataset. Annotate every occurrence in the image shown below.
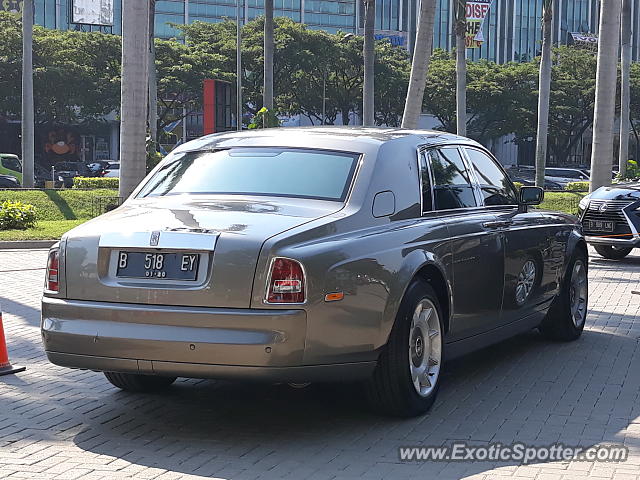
[0,308,26,376]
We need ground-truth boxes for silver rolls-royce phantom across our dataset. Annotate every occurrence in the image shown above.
[42,127,588,417]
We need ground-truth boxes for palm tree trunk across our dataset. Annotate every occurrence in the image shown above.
[619,0,632,178]
[401,0,437,129]
[589,0,622,192]
[148,0,158,147]
[534,0,553,188]
[455,0,466,136]
[21,0,34,188]
[362,0,375,126]
[263,0,274,111]
[119,0,150,199]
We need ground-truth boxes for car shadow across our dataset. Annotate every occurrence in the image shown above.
[68,328,638,478]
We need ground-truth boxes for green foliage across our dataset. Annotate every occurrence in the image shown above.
[72,177,119,189]
[616,160,640,180]
[0,201,37,230]
[539,192,587,215]
[512,181,524,190]
[565,181,590,192]
[0,220,85,241]
[0,189,115,221]
[248,107,281,129]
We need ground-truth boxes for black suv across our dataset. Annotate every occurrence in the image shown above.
[578,183,640,259]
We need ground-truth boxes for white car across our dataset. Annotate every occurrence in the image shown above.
[104,162,120,178]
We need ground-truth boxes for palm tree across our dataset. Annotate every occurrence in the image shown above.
[534,0,553,188]
[21,0,34,188]
[148,0,158,147]
[119,0,150,198]
[401,0,437,129]
[455,0,466,136]
[590,0,622,192]
[619,0,632,178]
[362,0,375,126]
[263,0,274,111]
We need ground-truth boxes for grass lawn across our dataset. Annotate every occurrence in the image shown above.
[539,191,587,215]
[0,220,86,241]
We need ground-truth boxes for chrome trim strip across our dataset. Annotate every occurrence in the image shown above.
[99,231,219,251]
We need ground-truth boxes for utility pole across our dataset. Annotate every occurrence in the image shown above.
[362,0,375,126]
[619,0,632,178]
[22,0,34,188]
[589,0,622,191]
[263,0,274,111]
[119,0,150,199]
[236,0,242,131]
[534,0,553,188]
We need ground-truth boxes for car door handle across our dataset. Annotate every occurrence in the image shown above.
[482,220,513,229]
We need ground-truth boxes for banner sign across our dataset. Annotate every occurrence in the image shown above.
[465,0,494,49]
[71,0,114,26]
[570,32,598,46]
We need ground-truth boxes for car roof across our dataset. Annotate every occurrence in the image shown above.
[174,127,483,153]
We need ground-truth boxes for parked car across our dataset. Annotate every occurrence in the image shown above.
[509,174,564,191]
[544,167,590,186]
[104,161,120,178]
[88,161,111,176]
[52,162,94,188]
[0,174,20,188]
[41,128,588,417]
[578,182,640,259]
[0,153,23,183]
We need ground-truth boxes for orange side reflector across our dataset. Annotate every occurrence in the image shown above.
[324,292,344,302]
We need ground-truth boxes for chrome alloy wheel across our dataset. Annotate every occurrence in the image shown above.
[569,260,588,328]
[409,299,441,397]
[515,260,536,305]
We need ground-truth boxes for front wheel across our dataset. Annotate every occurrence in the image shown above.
[593,245,633,260]
[539,253,588,341]
[104,372,176,392]
[365,279,444,417]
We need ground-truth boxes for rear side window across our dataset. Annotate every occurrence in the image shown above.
[138,148,359,202]
[427,148,478,210]
[465,148,518,206]
[1,157,21,172]
[418,152,433,212]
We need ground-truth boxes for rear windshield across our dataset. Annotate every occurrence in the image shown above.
[138,148,359,201]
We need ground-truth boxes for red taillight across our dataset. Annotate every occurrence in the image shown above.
[46,249,59,292]
[266,258,305,304]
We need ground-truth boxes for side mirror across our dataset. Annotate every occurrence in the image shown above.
[519,186,544,206]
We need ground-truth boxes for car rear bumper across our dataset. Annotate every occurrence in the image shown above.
[41,297,375,382]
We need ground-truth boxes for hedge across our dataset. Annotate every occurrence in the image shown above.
[0,189,117,221]
[565,181,590,192]
[73,176,119,189]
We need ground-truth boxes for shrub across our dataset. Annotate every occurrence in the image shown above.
[0,201,37,230]
[512,181,524,190]
[616,159,640,181]
[73,177,119,189]
[565,181,590,192]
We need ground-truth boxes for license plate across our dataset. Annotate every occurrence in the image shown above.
[586,220,614,232]
[116,252,200,280]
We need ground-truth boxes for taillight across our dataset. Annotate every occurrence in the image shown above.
[266,258,305,304]
[46,248,59,292]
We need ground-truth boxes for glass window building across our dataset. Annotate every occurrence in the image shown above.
[21,0,640,63]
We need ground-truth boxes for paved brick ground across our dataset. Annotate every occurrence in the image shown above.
[0,247,639,480]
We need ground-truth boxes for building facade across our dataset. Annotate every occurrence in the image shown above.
[21,0,640,62]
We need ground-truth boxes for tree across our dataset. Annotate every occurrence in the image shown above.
[119,0,150,198]
[263,0,274,111]
[619,0,632,177]
[22,0,34,187]
[402,0,437,129]
[590,0,622,191]
[362,0,375,126]
[454,0,466,136]
[148,0,158,147]
[534,0,553,187]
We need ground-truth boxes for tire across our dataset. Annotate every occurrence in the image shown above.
[365,279,444,417]
[104,372,176,392]
[593,245,633,260]
[539,252,588,341]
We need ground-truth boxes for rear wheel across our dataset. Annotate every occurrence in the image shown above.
[104,372,176,392]
[593,245,633,260]
[365,279,443,417]
[539,253,588,341]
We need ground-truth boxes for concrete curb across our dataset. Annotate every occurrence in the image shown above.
[0,240,57,250]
